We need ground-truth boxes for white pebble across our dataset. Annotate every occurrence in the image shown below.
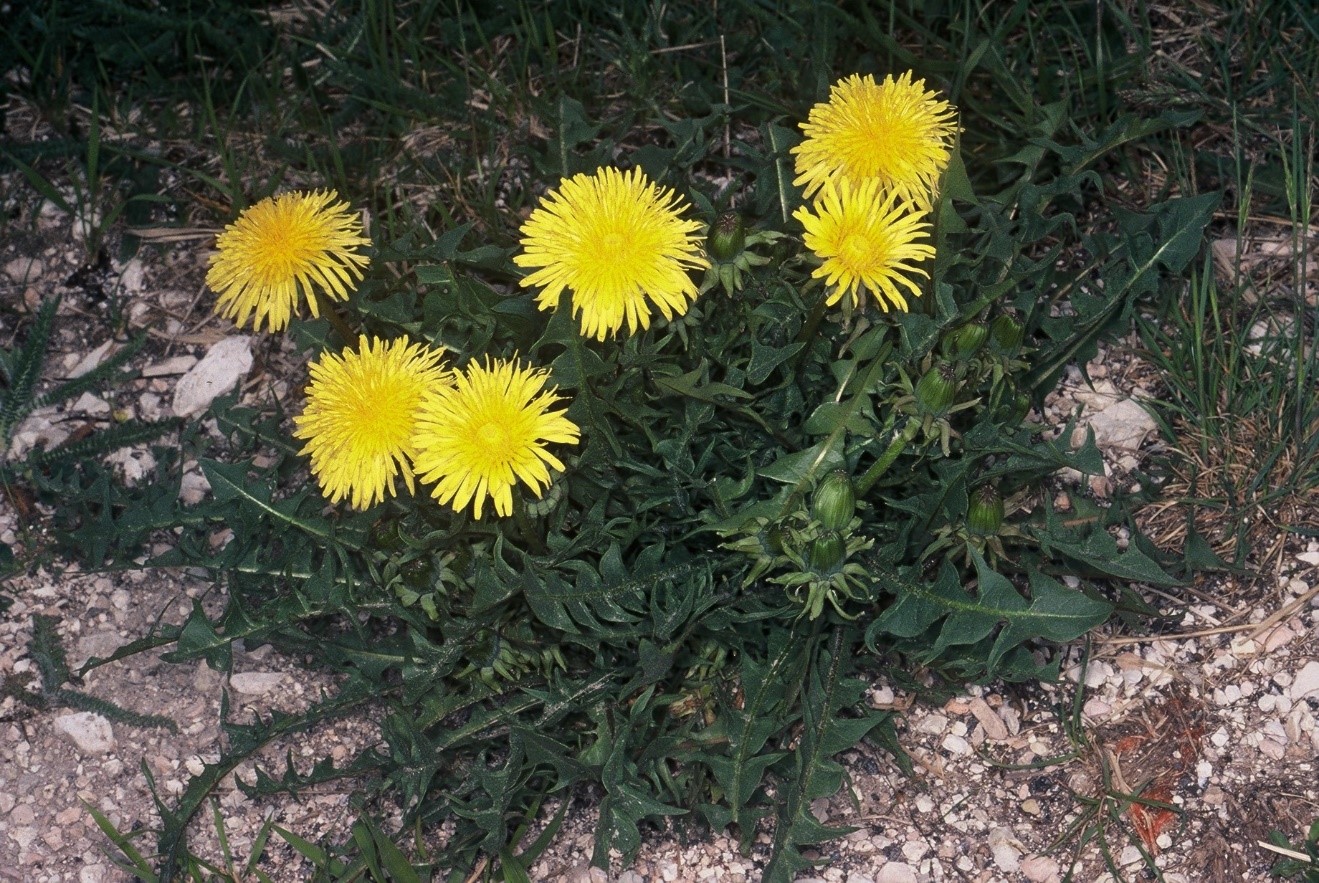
[941,733,971,756]
[1289,661,1319,701]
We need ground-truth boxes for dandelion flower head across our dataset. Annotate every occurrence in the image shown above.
[412,357,580,520]
[792,72,957,210]
[793,177,935,312]
[293,335,449,510]
[514,167,710,341]
[207,190,372,332]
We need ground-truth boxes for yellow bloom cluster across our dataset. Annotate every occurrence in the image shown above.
[791,72,956,312]
[207,192,580,518]
[295,338,579,518]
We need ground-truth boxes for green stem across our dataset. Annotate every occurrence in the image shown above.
[855,418,922,496]
[790,286,830,373]
[512,496,547,556]
[313,291,359,347]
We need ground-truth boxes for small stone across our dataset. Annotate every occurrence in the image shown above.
[55,806,82,826]
[10,804,35,826]
[54,712,116,754]
[1083,697,1112,718]
[941,733,971,755]
[229,672,288,695]
[173,336,253,417]
[901,839,929,862]
[1210,727,1230,748]
[1289,661,1319,701]
[871,686,895,706]
[876,863,917,883]
[142,355,199,377]
[1259,739,1286,761]
[4,256,44,283]
[72,392,111,416]
[180,469,211,505]
[74,631,124,668]
[80,866,108,883]
[1020,855,1061,882]
[915,713,948,735]
[0,794,14,814]
[989,827,1021,873]
[914,795,935,813]
[845,874,876,883]
[969,697,1009,741]
[1020,798,1042,816]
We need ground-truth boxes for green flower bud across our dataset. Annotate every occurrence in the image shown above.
[812,469,857,531]
[967,485,1005,536]
[809,530,847,573]
[709,211,747,262]
[914,363,958,417]
[942,323,989,360]
[989,314,1025,354]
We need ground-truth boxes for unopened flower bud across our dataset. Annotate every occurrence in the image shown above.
[709,211,747,262]
[942,323,989,360]
[989,314,1025,354]
[967,485,1005,536]
[812,470,856,531]
[914,363,958,417]
[809,530,847,573]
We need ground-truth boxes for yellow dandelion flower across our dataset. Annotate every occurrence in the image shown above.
[792,72,957,210]
[293,335,450,510]
[206,190,372,332]
[792,178,936,312]
[412,357,580,520]
[514,167,710,341]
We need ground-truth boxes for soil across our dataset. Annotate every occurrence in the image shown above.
[2,192,1318,883]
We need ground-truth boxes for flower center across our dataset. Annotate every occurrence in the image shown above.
[478,421,509,451]
[839,231,874,270]
[598,230,635,262]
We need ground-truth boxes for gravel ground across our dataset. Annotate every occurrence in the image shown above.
[2,197,1318,883]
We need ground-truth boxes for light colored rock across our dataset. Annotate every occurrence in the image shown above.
[915,713,948,735]
[229,672,288,695]
[989,827,1022,873]
[968,697,1009,741]
[65,339,118,379]
[179,469,211,505]
[10,803,35,826]
[172,336,252,417]
[845,874,876,883]
[1290,661,1319,701]
[876,863,917,883]
[1070,381,1157,452]
[941,733,971,755]
[54,712,116,754]
[71,392,111,416]
[80,865,109,883]
[73,631,124,668]
[4,256,44,283]
[142,355,199,377]
[118,258,146,295]
[1020,854,1061,882]
[901,839,928,862]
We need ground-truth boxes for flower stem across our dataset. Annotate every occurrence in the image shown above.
[512,496,547,555]
[855,417,922,496]
[313,291,359,347]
